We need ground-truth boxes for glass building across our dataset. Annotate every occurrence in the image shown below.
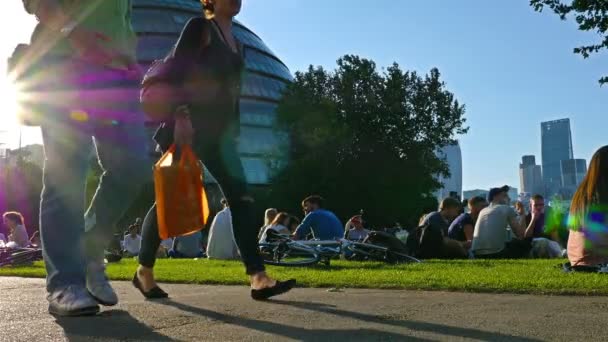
[131,0,292,185]
[434,141,463,201]
[519,155,543,196]
[560,158,587,198]
[541,119,573,198]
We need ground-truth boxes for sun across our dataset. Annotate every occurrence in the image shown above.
[0,74,21,130]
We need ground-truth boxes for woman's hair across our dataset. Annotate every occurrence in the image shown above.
[270,212,290,227]
[201,0,215,19]
[570,145,608,227]
[264,208,278,226]
[515,201,524,211]
[2,212,24,225]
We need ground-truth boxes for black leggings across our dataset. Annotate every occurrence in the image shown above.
[138,126,265,275]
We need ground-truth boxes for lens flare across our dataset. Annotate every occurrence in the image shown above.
[0,75,22,129]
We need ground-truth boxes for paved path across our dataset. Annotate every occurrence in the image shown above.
[1,277,608,341]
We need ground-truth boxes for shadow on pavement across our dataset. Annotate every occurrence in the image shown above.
[55,309,172,341]
[158,299,434,341]
[271,300,542,342]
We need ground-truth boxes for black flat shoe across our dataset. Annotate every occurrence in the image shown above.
[251,279,296,301]
[132,272,169,299]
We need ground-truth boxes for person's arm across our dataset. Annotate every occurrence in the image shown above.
[463,224,474,242]
[509,213,537,239]
[293,214,315,240]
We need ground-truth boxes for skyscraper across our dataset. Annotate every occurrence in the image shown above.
[541,119,573,198]
[519,155,543,195]
[435,141,463,201]
[560,158,587,198]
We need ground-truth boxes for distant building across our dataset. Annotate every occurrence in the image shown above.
[519,155,543,196]
[435,142,463,201]
[463,189,489,201]
[541,119,573,198]
[559,158,587,199]
[507,186,519,203]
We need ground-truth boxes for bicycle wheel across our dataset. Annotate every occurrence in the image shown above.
[259,242,321,267]
[386,250,421,264]
[347,243,388,262]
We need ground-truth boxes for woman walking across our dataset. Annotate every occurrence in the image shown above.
[134,0,295,300]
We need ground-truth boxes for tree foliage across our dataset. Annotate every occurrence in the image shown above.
[530,0,608,85]
[270,55,467,228]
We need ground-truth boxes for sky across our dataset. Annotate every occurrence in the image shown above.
[0,0,606,191]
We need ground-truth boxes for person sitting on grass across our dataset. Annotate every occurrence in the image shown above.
[123,225,142,257]
[567,146,608,267]
[259,212,292,244]
[345,215,370,241]
[471,186,539,259]
[448,196,488,249]
[207,199,239,260]
[258,208,278,240]
[421,198,468,258]
[293,195,344,241]
[2,212,30,248]
[169,231,205,259]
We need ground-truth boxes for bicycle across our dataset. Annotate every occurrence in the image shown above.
[0,247,43,267]
[259,233,421,267]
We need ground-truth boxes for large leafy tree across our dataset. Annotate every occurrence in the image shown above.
[270,55,467,228]
[530,0,608,85]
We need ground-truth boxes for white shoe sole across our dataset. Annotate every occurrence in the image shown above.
[49,305,100,317]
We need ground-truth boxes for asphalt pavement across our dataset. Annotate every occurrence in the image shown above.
[1,277,607,341]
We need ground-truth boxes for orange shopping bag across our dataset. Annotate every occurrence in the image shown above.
[154,144,210,239]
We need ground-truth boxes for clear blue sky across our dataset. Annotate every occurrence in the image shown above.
[1,1,606,192]
[239,0,608,191]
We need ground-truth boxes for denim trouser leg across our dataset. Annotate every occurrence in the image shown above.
[83,119,152,263]
[40,126,92,291]
[39,62,152,293]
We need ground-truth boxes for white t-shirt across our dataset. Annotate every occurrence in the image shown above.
[259,224,290,244]
[206,208,239,260]
[471,204,518,255]
[123,234,142,255]
[9,225,29,248]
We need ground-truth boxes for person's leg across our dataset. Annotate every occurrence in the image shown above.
[196,129,265,276]
[83,75,151,264]
[138,204,162,267]
[79,68,152,304]
[39,123,99,315]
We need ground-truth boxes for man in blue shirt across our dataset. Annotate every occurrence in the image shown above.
[294,196,344,240]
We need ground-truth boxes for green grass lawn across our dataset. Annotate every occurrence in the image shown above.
[1,258,607,296]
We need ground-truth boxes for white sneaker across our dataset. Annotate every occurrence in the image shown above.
[48,285,99,317]
[86,262,118,306]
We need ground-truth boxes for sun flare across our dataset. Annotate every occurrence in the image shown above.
[0,75,21,130]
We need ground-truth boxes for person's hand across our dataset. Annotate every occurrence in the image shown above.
[530,211,539,223]
[173,106,194,146]
[68,27,115,65]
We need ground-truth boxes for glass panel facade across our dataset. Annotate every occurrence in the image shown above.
[241,75,287,101]
[541,119,573,197]
[244,49,292,82]
[233,26,275,56]
[240,100,277,127]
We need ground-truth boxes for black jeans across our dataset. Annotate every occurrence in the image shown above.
[475,239,532,259]
[138,123,265,275]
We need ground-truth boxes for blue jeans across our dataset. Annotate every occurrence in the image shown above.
[38,61,152,292]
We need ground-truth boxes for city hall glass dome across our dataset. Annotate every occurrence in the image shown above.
[132,0,292,185]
